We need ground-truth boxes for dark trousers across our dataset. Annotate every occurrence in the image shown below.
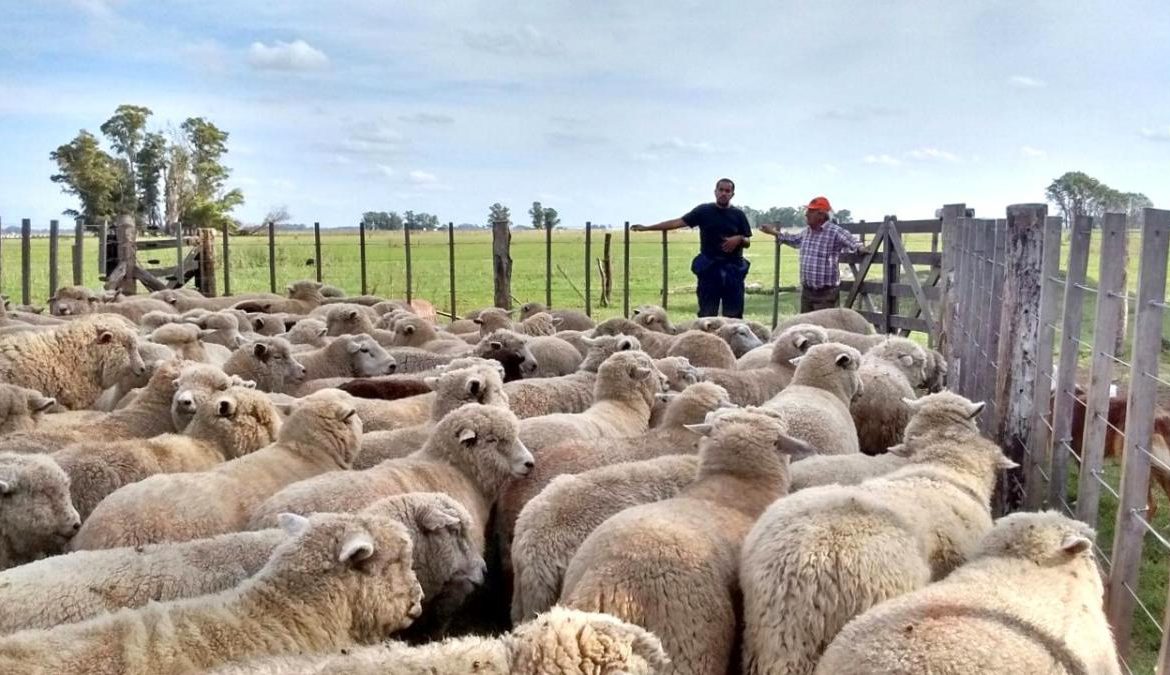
[693,255,749,318]
[800,284,840,314]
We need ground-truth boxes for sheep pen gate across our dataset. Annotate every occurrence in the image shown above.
[943,203,1170,673]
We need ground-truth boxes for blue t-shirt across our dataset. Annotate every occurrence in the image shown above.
[682,203,752,260]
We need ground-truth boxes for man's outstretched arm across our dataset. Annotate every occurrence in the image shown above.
[631,218,687,232]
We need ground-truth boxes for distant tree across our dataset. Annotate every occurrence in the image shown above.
[529,201,545,229]
[362,211,403,231]
[488,202,511,227]
[136,131,167,231]
[543,207,561,230]
[403,211,440,231]
[179,117,243,231]
[835,208,854,224]
[100,104,152,216]
[49,130,123,222]
[265,206,291,227]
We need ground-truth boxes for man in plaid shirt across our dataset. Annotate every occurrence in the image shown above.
[760,196,865,313]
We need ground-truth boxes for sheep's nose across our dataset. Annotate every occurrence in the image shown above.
[408,601,423,619]
[385,363,397,374]
[524,460,535,469]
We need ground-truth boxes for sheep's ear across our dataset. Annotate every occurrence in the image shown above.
[552,317,564,327]
[835,353,854,368]
[286,285,295,295]
[899,354,915,367]
[403,325,416,335]
[684,423,713,436]
[776,432,818,460]
[418,505,461,532]
[217,398,237,417]
[901,397,921,409]
[489,341,503,350]
[887,443,913,457]
[424,376,441,391]
[458,428,478,446]
[277,512,311,537]
[252,343,270,359]
[316,327,327,337]
[97,330,114,344]
[632,308,642,316]
[28,393,56,413]
[620,338,636,351]
[794,336,809,351]
[633,366,653,380]
[1060,534,1093,555]
[466,378,483,397]
[473,318,483,325]
[341,408,357,423]
[337,532,376,567]
[230,375,257,389]
[199,329,217,340]
[346,340,363,354]
[347,310,359,321]
[655,391,678,403]
[579,336,597,347]
[0,479,11,494]
[966,401,986,419]
[788,356,804,367]
[252,318,264,329]
[997,455,1019,470]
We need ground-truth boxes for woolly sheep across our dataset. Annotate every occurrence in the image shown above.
[698,323,828,406]
[475,329,539,380]
[250,313,288,335]
[223,336,308,393]
[473,307,515,335]
[501,334,641,419]
[739,391,1016,675]
[525,334,583,377]
[281,317,329,347]
[148,322,232,366]
[817,511,1120,675]
[0,492,476,636]
[762,342,863,455]
[0,383,55,435]
[788,452,909,491]
[923,347,948,392]
[717,321,764,357]
[212,606,666,675]
[0,453,81,570]
[736,343,773,370]
[561,407,812,674]
[391,316,472,355]
[323,304,378,336]
[189,311,248,349]
[0,315,146,409]
[0,512,423,674]
[592,316,674,357]
[647,355,704,426]
[512,453,701,622]
[233,279,327,315]
[249,404,532,557]
[518,301,596,331]
[665,328,737,368]
[72,390,364,549]
[171,362,254,431]
[851,337,927,455]
[820,327,885,353]
[294,334,397,384]
[776,306,874,334]
[631,303,676,334]
[139,309,185,331]
[516,311,559,336]
[54,385,282,520]
[336,375,435,401]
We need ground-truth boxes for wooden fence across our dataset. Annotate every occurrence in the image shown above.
[944,203,1170,673]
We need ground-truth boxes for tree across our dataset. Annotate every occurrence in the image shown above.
[362,211,404,231]
[99,104,152,216]
[543,207,561,230]
[49,130,123,222]
[488,202,511,227]
[835,209,854,224]
[529,201,544,230]
[178,117,243,231]
[136,131,167,231]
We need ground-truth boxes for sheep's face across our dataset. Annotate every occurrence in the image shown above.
[48,289,97,317]
[186,387,281,459]
[287,280,325,303]
[518,302,545,322]
[722,323,764,357]
[474,309,513,337]
[285,319,328,346]
[170,365,241,430]
[408,497,482,597]
[0,455,81,562]
[0,385,54,435]
[898,391,987,446]
[653,356,701,391]
[633,306,673,334]
[252,315,288,336]
[772,324,828,366]
[458,422,534,478]
[96,327,147,389]
[251,340,307,386]
[327,308,370,337]
[346,337,397,376]
[476,333,538,379]
[924,350,948,393]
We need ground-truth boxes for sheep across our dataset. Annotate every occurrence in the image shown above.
[717,321,764,357]
[0,492,477,637]
[762,342,863,456]
[516,311,559,336]
[156,288,285,313]
[526,334,584,377]
[561,407,814,675]
[475,329,539,380]
[72,390,364,549]
[294,334,397,384]
[816,511,1120,675]
[248,404,532,554]
[665,328,738,368]
[97,296,180,323]
[512,453,700,622]
[46,285,99,316]
[631,303,677,334]
[923,346,948,392]
[171,362,253,431]
[223,336,308,393]
[0,314,146,409]
[233,279,327,315]
[355,362,509,469]
[698,323,828,406]
[474,307,517,335]
[250,313,288,335]
[0,453,81,570]
[53,386,282,520]
[214,606,667,675]
[0,512,423,675]
[788,452,909,491]
[518,301,596,331]
[739,391,1016,675]
[322,304,378,335]
[190,311,248,349]
[148,322,231,366]
[49,286,176,323]
[501,334,642,419]
[592,316,674,357]
[0,383,56,435]
[140,309,185,330]
[851,337,927,455]
[776,306,874,334]
[736,343,773,369]
[391,315,472,354]
[280,317,329,347]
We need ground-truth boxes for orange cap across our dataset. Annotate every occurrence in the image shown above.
[807,196,832,212]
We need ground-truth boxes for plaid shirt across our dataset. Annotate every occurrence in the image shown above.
[777,222,862,289]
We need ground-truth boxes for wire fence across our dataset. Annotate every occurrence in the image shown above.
[945,205,1170,673]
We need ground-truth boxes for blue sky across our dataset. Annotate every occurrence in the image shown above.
[1,0,1168,229]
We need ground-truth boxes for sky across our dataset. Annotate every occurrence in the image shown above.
[1,0,1168,229]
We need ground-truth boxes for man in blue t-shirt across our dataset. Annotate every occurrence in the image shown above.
[632,178,752,318]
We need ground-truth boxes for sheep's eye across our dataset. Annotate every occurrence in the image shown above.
[361,348,369,354]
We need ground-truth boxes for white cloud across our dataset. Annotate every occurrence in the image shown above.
[1008,75,1046,88]
[907,147,959,162]
[646,138,717,154]
[863,154,902,167]
[248,40,329,71]
[398,113,455,125]
[1139,127,1170,142]
[1020,145,1047,158]
[814,106,900,122]
[408,170,438,185]
[337,122,409,158]
[462,25,564,57]
[71,0,120,20]
[376,164,395,178]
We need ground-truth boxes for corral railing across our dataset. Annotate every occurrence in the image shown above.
[945,203,1170,673]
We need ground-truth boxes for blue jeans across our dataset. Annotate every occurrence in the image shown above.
[692,254,749,318]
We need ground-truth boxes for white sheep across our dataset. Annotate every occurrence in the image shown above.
[776,306,874,334]
[0,383,56,435]
[189,311,248,349]
[850,336,927,455]
[293,333,397,386]
[739,391,1016,675]
[788,452,909,491]
[665,329,738,368]
[72,390,364,549]
[0,512,423,674]
[525,334,584,377]
[501,334,641,419]
[717,321,765,357]
[561,407,812,675]
[631,303,677,334]
[816,511,1120,675]
[516,311,559,336]
[148,322,232,366]
[280,317,329,347]
[699,323,829,406]
[592,316,674,357]
[0,452,81,570]
[233,279,327,315]
[171,362,255,431]
[390,315,473,354]
[223,336,308,393]
[0,314,146,409]
[762,342,863,455]
[211,606,666,675]
[518,301,597,331]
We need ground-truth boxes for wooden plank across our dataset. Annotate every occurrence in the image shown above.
[268,219,277,294]
[845,220,887,308]
[198,229,217,297]
[955,219,981,396]
[48,220,59,298]
[175,221,184,289]
[882,220,894,335]
[222,220,232,297]
[661,229,669,310]
[994,204,1048,514]
[847,219,942,235]
[981,220,1008,432]
[584,221,592,316]
[1049,215,1094,509]
[852,311,930,333]
[358,219,368,296]
[622,221,630,318]
[20,219,31,305]
[447,222,456,318]
[950,217,973,392]
[840,250,940,266]
[72,218,83,285]
[1109,208,1170,663]
[404,223,414,304]
[1076,213,1128,527]
[965,220,990,398]
[886,220,936,334]
[133,267,168,292]
[1025,216,1065,509]
[313,222,322,284]
[97,219,109,277]
[492,215,511,309]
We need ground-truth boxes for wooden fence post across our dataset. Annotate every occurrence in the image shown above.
[492,216,512,309]
[993,203,1047,514]
[622,221,630,318]
[313,222,322,284]
[114,214,137,296]
[73,218,84,285]
[954,218,978,395]
[1025,216,1065,509]
[48,219,59,299]
[1049,215,1094,509]
[198,229,217,297]
[883,216,897,335]
[222,221,231,297]
[1076,213,1129,528]
[661,230,669,310]
[1108,208,1170,663]
[771,237,782,330]
[21,218,31,305]
[602,233,613,307]
[982,220,1008,431]
[98,219,109,279]
[404,224,413,304]
[964,220,988,401]
[267,219,276,294]
[584,222,592,317]
[175,221,184,285]
[447,222,456,318]
[545,224,553,308]
[358,220,368,296]
[0,217,4,295]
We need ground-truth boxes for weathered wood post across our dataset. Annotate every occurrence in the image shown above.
[175,221,184,284]
[545,223,553,308]
[48,219,59,298]
[221,221,232,297]
[447,222,456,318]
[198,229,217,297]
[115,214,137,296]
[404,223,413,304]
[73,217,84,285]
[492,213,512,309]
[661,230,669,310]
[1024,215,1065,509]
[358,219,368,296]
[982,220,1009,431]
[601,232,613,307]
[882,216,897,335]
[993,203,1047,513]
[20,218,31,305]
[313,222,322,284]
[771,235,782,330]
[267,219,277,293]
[583,221,592,316]
[98,218,110,279]
[622,221,630,318]
[937,203,967,366]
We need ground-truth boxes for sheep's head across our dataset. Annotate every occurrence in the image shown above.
[48,286,98,317]
[475,330,538,380]
[0,453,81,564]
[662,381,733,427]
[895,391,985,448]
[251,314,286,336]
[719,322,764,357]
[270,512,423,642]
[171,362,249,431]
[287,280,325,303]
[248,337,307,390]
[518,302,547,322]
[596,350,665,406]
[868,337,928,388]
[973,510,1097,570]
[278,390,363,467]
[686,407,819,472]
[520,312,558,336]
[788,343,862,405]
[579,334,641,373]
[185,386,282,459]
[891,391,1017,478]
[193,312,246,349]
[509,607,670,675]
[473,308,514,337]
[592,317,646,338]
[284,318,328,347]
[433,404,531,482]
[923,349,949,393]
[326,305,373,337]
[771,323,828,366]
[337,335,396,377]
[83,318,146,389]
[390,316,436,348]
[425,363,508,420]
[0,384,55,435]
[653,355,702,391]
[632,305,675,334]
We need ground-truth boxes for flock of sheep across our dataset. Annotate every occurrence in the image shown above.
[0,279,1122,674]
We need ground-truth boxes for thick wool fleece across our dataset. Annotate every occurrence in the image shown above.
[761,342,863,456]
[698,323,829,406]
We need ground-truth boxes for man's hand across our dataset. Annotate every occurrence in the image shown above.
[630,224,649,232]
[721,235,745,253]
[759,223,778,236]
